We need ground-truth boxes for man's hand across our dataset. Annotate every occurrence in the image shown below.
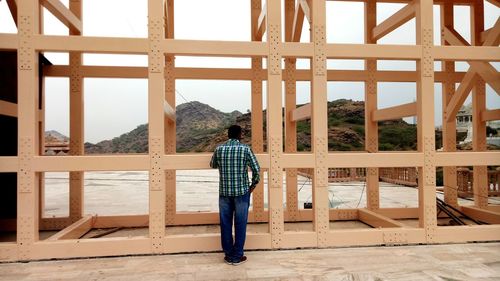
[249,184,257,193]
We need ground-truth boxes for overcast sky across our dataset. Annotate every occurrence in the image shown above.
[0,0,498,143]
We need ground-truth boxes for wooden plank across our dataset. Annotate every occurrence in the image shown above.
[34,35,149,54]
[372,1,416,41]
[0,34,18,50]
[162,39,268,57]
[481,109,500,122]
[486,0,500,8]
[291,0,305,42]
[41,0,82,32]
[445,70,478,122]
[255,3,266,40]
[93,215,149,228]
[163,101,175,122]
[0,100,17,117]
[290,103,311,122]
[358,209,405,228]
[326,152,424,168]
[6,0,17,26]
[327,44,421,59]
[298,0,311,25]
[32,155,150,171]
[460,206,500,224]
[433,46,500,61]
[47,215,93,240]
[372,102,417,121]
[436,151,500,166]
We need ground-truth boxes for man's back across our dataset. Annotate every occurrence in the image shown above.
[210,139,260,197]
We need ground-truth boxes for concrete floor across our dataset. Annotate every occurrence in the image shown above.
[1,243,499,280]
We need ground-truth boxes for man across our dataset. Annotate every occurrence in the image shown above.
[210,125,260,266]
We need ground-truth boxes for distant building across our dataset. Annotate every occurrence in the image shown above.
[456,104,500,132]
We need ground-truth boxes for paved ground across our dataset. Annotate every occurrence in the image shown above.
[1,243,499,280]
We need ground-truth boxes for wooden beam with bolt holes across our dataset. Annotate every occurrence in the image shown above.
[47,215,94,241]
[290,103,311,122]
[372,102,417,122]
[41,0,83,32]
[372,1,416,41]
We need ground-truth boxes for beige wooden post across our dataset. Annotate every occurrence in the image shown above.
[311,0,329,247]
[471,0,488,208]
[148,0,166,253]
[69,0,84,223]
[164,0,176,225]
[17,0,40,260]
[416,0,437,242]
[440,2,458,207]
[365,0,380,210]
[284,0,299,221]
[266,0,284,248]
[251,0,265,223]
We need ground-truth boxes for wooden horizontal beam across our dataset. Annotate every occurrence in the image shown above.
[162,39,267,57]
[0,157,18,172]
[163,153,270,169]
[290,103,311,122]
[372,102,416,122]
[34,35,149,54]
[358,209,405,228]
[327,152,423,168]
[282,42,314,57]
[436,151,500,166]
[0,34,18,50]
[93,215,149,228]
[0,100,17,117]
[43,65,467,83]
[326,0,474,4]
[460,206,500,224]
[47,215,94,241]
[41,0,82,33]
[282,153,315,168]
[327,44,421,59]
[32,155,150,171]
[433,46,500,61]
[481,109,500,122]
[6,0,17,26]
[372,1,415,41]
[374,207,419,219]
[255,3,266,41]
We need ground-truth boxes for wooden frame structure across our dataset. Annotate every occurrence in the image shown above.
[0,0,499,261]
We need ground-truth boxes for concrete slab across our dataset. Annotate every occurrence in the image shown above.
[0,243,499,280]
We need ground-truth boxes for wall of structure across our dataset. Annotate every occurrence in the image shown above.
[0,0,499,261]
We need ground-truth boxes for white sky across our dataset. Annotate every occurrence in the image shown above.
[0,0,498,143]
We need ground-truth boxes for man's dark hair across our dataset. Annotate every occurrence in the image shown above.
[228,125,242,140]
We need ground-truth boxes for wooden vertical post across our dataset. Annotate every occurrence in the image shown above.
[266,0,284,248]
[148,0,166,253]
[17,0,40,260]
[69,0,84,223]
[471,0,488,208]
[440,2,458,207]
[164,0,176,226]
[311,0,329,247]
[365,0,380,210]
[416,0,437,242]
[251,0,265,223]
[284,0,299,222]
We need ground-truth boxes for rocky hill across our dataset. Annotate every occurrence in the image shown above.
[50,99,453,154]
[84,101,242,153]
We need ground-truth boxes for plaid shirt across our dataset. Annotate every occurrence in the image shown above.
[210,139,260,197]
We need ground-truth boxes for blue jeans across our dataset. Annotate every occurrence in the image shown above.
[219,192,250,262]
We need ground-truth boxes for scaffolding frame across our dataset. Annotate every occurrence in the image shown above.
[0,0,499,261]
